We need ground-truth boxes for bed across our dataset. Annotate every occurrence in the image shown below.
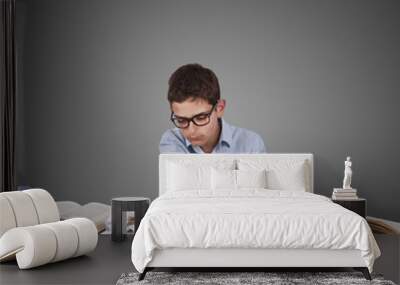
[131,153,381,280]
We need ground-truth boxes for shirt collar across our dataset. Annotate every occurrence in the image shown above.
[183,118,233,148]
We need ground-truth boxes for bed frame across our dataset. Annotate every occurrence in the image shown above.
[139,153,371,280]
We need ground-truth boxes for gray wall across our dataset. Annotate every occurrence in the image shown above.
[16,0,400,221]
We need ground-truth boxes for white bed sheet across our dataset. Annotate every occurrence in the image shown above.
[131,189,380,273]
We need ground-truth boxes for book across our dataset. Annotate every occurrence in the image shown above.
[333,188,357,193]
[367,217,400,235]
[56,201,111,233]
[332,192,358,197]
[332,194,359,200]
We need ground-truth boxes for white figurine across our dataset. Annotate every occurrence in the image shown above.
[342,156,352,189]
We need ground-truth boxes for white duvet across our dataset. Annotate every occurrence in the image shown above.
[131,189,380,273]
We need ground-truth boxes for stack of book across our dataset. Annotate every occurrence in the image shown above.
[332,188,358,200]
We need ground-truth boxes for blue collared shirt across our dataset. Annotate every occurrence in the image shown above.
[159,118,267,153]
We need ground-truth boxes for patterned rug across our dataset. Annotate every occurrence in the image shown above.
[116,271,396,285]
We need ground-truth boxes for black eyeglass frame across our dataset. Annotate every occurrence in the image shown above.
[170,102,218,129]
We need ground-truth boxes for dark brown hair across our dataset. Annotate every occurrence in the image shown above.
[167,63,220,105]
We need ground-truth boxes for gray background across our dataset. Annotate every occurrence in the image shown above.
[16,0,400,221]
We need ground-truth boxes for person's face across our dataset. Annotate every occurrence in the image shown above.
[170,98,225,147]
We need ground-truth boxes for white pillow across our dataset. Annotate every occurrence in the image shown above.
[211,168,236,190]
[236,169,267,188]
[166,162,211,191]
[166,159,236,192]
[237,159,308,191]
[211,168,268,190]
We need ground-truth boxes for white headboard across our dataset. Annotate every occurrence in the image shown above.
[159,153,314,196]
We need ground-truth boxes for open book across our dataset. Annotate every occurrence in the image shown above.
[367,216,400,235]
[56,201,111,233]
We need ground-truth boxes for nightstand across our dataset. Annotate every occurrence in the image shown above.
[111,197,150,242]
[332,198,366,218]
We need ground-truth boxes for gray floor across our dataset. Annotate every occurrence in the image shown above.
[373,234,400,284]
[0,235,134,285]
[1,234,398,285]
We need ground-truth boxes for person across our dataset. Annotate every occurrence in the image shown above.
[159,63,266,154]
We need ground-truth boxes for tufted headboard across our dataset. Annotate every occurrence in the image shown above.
[159,153,314,196]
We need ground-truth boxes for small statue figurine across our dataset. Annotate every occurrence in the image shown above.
[342,156,352,189]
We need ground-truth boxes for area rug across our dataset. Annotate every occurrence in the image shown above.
[116,271,396,285]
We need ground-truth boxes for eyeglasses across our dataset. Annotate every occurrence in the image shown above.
[170,103,217,129]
